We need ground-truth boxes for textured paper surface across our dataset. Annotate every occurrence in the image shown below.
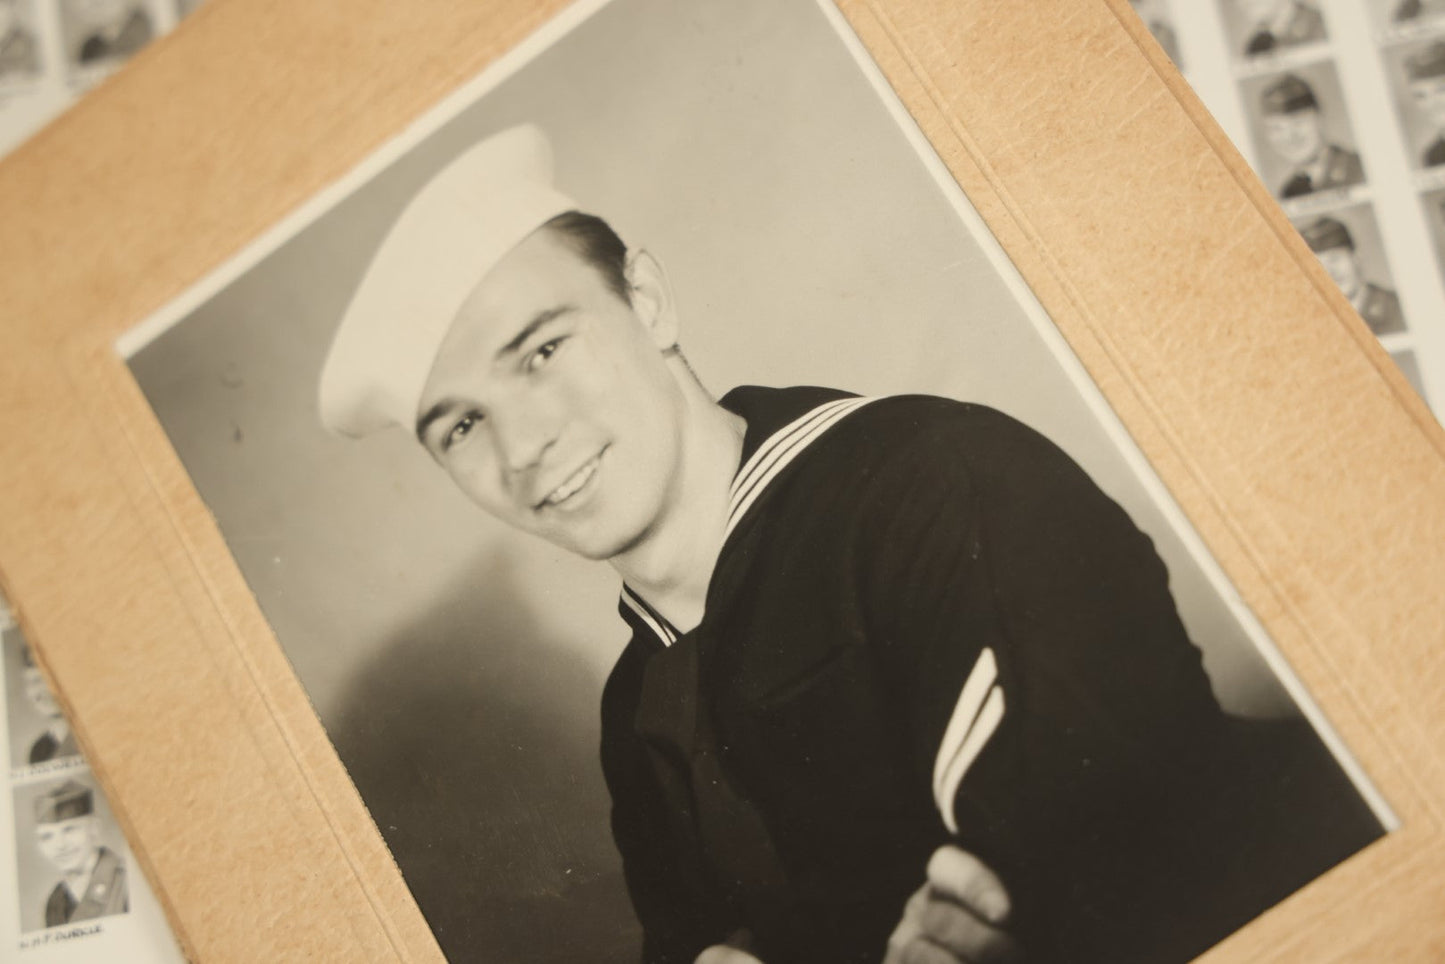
[0,0,1441,961]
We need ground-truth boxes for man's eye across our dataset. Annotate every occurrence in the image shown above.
[444,414,479,450]
[524,337,566,373]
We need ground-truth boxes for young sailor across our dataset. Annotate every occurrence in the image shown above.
[320,125,1382,964]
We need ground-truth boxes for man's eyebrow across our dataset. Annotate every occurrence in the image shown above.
[496,304,576,360]
[415,397,460,444]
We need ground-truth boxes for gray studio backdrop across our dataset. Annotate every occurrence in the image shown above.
[129,0,1308,959]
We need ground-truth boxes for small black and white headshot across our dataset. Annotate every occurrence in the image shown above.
[0,0,40,82]
[1221,0,1327,58]
[14,776,129,932]
[125,2,1389,961]
[1244,66,1366,200]
[1293,206,1405,336]
[1128,0,1184,67]
[5,635,82,768]
[58,0,153,69]
[1384,39,1445,168]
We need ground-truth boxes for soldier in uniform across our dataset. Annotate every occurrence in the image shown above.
[0,0,37,79]
[319,126,1382,964]
[32,780,128,928]
[67,0,152,65]
[1259,73,1365,199]
[19,645,80,765]
[1300,216,1405,336]
[1405,42,1445,167]
[1233,0,1327,55]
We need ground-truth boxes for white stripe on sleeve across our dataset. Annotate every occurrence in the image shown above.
[935,684,1005,835]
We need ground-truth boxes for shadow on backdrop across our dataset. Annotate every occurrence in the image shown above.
[330,548,640,963]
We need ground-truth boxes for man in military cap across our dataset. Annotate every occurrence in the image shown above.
[1233,0,1326,55]
[32,780,127,928]
[19,645,79,765]
[319,125,1381,964]
[1299,215,1404,335]
[1405,41,1445,167]
[1259,73,1365,199]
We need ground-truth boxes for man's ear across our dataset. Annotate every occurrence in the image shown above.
[625,249,680,350]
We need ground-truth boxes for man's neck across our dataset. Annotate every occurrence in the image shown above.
[609,373,745,634]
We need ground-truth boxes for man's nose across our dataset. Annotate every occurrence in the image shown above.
[490,401,559,473]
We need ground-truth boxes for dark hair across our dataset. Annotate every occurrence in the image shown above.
[542,210,631,304]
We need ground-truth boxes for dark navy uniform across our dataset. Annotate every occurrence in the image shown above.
[602,387,1382,964]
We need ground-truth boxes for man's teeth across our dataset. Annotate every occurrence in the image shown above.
[544,458,599,506]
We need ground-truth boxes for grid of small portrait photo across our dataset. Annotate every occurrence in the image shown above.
[1158,0,1442,407]
[1,604,132,937]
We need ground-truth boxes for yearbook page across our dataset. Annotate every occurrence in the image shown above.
[1132,0,1445,409]
[0,596,182,963]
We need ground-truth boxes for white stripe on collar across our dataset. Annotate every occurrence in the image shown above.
[726,396,877,541]
[620,584,678,646]
[621,394,877,647]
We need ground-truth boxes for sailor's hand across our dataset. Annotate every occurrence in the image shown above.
[883,846,1023,963]
[695,946,764,964]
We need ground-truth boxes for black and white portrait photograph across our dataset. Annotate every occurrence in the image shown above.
[1127,0,1184,67]
[121,1,1389,962]
[1291,204,1406,335]
[1218,0,1328,58]
[4,624,82,771]
[0,0,40,83]
[1384,37,1445,169]
[57,0,154,72]
[1241,63,1366,202]
[12,775,129,934]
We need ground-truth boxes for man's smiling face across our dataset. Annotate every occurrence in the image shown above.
[417,225,687,561]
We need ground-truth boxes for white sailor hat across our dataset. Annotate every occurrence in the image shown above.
[319,124,578,437]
